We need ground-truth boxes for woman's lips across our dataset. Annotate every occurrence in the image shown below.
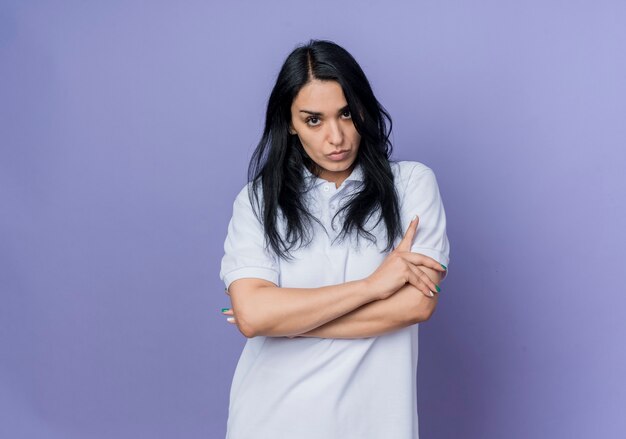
[327,150,349,161]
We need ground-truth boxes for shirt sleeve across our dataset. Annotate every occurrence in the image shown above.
[403,164,451,281]
[219,184,280,290]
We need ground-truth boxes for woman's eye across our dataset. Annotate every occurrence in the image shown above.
[306,117,320,126]
[341,110,352,118]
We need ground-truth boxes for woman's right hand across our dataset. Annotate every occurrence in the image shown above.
[364,215,447,300]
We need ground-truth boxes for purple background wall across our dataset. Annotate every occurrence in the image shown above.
[1,1,624,438]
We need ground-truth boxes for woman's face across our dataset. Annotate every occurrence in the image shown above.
[289,79,361,186]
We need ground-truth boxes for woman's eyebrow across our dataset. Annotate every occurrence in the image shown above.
[299,104,350,116]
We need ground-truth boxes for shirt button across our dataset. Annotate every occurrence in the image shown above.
[330,204,336,210]
[323,185,330,192]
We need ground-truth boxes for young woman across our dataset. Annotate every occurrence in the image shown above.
[219,39,450,439]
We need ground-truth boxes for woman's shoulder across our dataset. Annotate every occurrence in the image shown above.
[231,182,251,206]
[233,179,263,200]
[230,180,265,215]
[390,160,436,184]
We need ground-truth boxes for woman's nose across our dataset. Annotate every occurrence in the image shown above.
[327,120,343,145]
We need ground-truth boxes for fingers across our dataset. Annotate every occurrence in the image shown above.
[395,217,448,274]
[407,264,440,297]
[406,268,433,297]
[222,308,236,324]
[396,215,419,252]
[399,251,447,272]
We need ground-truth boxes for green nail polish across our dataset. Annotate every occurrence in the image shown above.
[221,308,230,312]
[440,264,447,270]
[435,285,441,293]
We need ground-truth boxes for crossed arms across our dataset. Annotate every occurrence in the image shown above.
[224,264,443,339]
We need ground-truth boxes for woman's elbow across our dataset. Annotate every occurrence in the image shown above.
[411,296,438,324]
[228,278,276,338]
[421,303,437,322]
[239,325,257,338]
[231,307,259,338]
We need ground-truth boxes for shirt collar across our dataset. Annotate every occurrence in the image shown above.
[303,161,364,188]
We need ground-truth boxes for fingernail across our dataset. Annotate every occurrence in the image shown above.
[411,214,417,222]
[429,291,434,297]
[440,264,447,270]
[221,308,230,313]
[226,317,235,323]
[435,285,441,293]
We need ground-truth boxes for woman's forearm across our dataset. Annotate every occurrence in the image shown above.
[291,282,438,339]
[231,278,381,338]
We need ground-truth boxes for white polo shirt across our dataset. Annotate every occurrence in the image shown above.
[220,160,450,439]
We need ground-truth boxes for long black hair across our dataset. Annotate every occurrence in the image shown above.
[248,39,403,261]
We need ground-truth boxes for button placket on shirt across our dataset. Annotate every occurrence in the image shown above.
[318,182,343,279]
[321,182,352,234]
[317,183,333,233]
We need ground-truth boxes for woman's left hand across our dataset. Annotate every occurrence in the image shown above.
[222,308,236,324]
